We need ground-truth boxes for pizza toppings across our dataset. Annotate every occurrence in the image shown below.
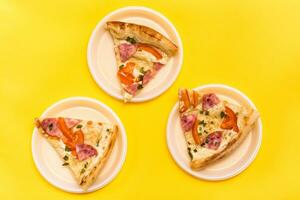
[180,114,196,132]
[202,93,220,111]
[179,89,191,113]
[137,44,162,59]
[192,118,201,144]
[64,118,81,129]
[58,117,74,140]
[118,43,137,62]
[153,62,164,71]
[204,131,222,150]
[40,118,62,137]
[39,117,99,160]
[142,70,152,85]
[124,83,139,95]
[117,62,135,85]
[192,90,199,107]
[220,106,239,132]
[76,144,98,161]
[126,36,136,44]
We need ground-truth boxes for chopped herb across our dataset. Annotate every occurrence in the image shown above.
[220,111,226,118]
[76,124,82,129]
[200,111,204,114]
[62,162,69,166]
[187,147,193,159]
[205,111,209,115]
[126,37,136,44]
[96,139,100,147]
[236,112,239,116]
[48,123,53,131]
[106,128,110,132]
[199,120,207,127]
[139,67,145,74]
[204,130,208,134]
[63,155,69,161]
[193,149,198,153]
[84,162,88,169]
[80,168,86,174]
[137,84,143,89]
[119,64,124,69]
[210,121,214,124]
[138,75,144,81]
[201,143,205,147]
[187,142,191,145]
[65,146,71,152]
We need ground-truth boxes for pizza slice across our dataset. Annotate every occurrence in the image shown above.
[178,88,259,170]
[106,21,178,102]
[35,117,118,190]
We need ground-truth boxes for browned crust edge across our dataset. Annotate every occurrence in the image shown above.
[80,125,119,190]
[106,21,178,56]
[190,109,259,170]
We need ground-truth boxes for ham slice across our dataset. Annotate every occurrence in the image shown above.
[142,70,152,85]
[76,144,98,161]
[124,83,139,95]
[153,62,164,71]
[118,43,137,62]
[142,63,164,85]
[202,93,220,111]
[204,131,222,150]
[64,118,81,129]
[180,114,196,132]
[41,118,62,137]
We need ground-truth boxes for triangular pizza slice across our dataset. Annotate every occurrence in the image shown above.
[106,21,178,102]
[35,117,118,190]
[178,88,259,169]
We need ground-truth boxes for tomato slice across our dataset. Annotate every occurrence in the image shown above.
[192,118,201,145]
[118,62,135,85]
[73,130,84,145]
[138,44,162,59]
[57,117,73,140]
[61,135,76,150]
[192,90,199,107]
[182,89,191,110]
[220,106,239,132]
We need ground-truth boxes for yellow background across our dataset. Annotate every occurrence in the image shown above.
[1,0,300,199]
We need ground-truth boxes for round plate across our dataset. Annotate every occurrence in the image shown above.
[166,84,262,180]
[31,97,127,193]
[87,6,183,102]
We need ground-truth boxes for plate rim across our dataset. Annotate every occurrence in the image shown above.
[87,6,184,102]
[31,96,128,193]
[166,84,263,181]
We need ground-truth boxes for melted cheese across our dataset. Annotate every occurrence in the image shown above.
[182,94,248,161]
[50,120,116,182]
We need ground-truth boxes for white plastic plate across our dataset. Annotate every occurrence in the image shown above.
[32,97,127,193]
[167,84,262,180]
[87,6,183,102]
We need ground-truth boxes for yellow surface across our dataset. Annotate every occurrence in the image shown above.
[1,0,300,199]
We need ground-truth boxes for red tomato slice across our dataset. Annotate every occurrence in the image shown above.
[220,106,239,132]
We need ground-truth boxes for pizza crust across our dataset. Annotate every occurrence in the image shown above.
[80,125,118,190]
[190,109,259,170]
[106,21,178,56]
[34,119,118,190]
